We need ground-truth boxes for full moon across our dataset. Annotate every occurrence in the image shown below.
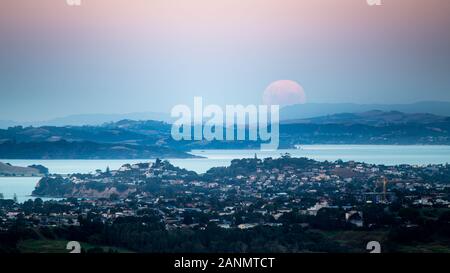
[263,80,306,106]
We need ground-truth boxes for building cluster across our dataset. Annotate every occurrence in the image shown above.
[1,156,450,231]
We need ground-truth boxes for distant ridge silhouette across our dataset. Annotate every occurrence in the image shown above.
[280,101,450,121]
[1,101,450,129]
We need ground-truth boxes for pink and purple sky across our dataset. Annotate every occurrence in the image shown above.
[1,0,450,121]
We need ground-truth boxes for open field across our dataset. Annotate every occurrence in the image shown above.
[18,240,133,253]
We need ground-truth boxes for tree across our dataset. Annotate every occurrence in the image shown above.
[0,193,4,199]
[28,164,49,175]
[399,208,421,224]
[313,208,346,230]
[13,193,18,203]
[183,213,194,225]
[154,158,163,168]
[109,193,120,201]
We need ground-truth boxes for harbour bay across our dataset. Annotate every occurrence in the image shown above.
[1,145,450,203]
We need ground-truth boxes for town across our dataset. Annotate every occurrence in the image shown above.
[1,155,450,253]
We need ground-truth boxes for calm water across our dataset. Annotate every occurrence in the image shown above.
[1,145,450,203]
[191,145,450,167]
[0,177,58,203]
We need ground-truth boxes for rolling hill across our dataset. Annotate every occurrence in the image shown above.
[0,109,449,158]
[283,110,450,126]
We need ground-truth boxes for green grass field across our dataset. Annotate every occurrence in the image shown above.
[317,230,388,253]
[317,230,450,253]
[17,235,450,253]
[18,240,133,253]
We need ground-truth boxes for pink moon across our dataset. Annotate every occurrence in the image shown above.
[263,80,306,106]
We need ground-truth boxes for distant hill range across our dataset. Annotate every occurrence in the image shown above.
[278,110,450,146]
[280,101,450,121]
[0,112,172,129]
[283,110,450,126]
[0,140,196,160]
[0,109,449,158]
[1,101,450,129]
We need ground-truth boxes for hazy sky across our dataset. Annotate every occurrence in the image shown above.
[1,0,450,121]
